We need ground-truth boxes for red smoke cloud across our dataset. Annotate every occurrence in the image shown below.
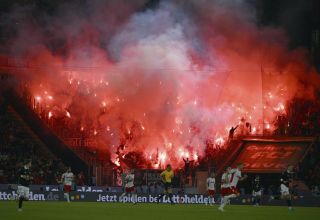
[3,0,320,168]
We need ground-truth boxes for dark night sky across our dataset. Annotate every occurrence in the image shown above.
[0,0,318,51]
[255,0,315,50]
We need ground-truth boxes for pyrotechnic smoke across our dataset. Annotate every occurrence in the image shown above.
[1,0,319,168]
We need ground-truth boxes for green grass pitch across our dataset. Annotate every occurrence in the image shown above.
[1,201,320,220]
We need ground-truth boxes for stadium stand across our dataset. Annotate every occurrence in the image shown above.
[3,91,89,177]
[0,72,319,191]
[0,101,65,184]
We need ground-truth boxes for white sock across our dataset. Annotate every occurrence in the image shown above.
[119,193,126,198]
[224,194,236,202]
[64,193,70,202]
[131,194,137,203]
[221,195,234,206]
[219,197,227,209]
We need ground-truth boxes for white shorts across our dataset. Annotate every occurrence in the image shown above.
[253,190,262,197]
[280,184,290,196]
[17,186,30,199]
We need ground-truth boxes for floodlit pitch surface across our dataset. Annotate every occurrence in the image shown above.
[1,202,320,220]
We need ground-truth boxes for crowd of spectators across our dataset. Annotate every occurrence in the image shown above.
[276,98,320,136]
[3,85,320,189]
[297,137,320,193]
[0,100,66,185]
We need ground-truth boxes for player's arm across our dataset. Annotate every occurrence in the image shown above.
[280,173,289,184]
[61,174,65,184]
[160,171,166,182]
[125,175,131,183]
[20,174,27,179]
[240,173,248,181]
[221,175,227,184]
[281,178,289,185]
[20,172,32,181]
[18,168,26,179]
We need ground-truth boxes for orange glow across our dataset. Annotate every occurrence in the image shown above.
[215,137,225,145]
[35,96,41,101]
[7,0,320,169]
[266,123,271,130]
[114,158,120,167]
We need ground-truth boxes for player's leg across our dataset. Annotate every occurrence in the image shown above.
[222,194,235,205]
[119,192,127,199]
[211,190,215,205]
[218,188,227,211]
[129,188,137,204]
[63,185,71,202]
[205,194,209,206]
[119,188,127,202]
[162,183,174,204]
[218,196,227,211]
[257,196,261,206]
[18,186,29,211]
[281,184,292,210]
[285,194,293,210]
[252,191,260,206]
[126,192,131,203]
[206,191,210,205]
[218,188,231,211]
[17,186,23,211]
[167,186,174,204]
[252,192,256,205]
[64,192,70,202]
[219,189,236,211]
[208,195,213,205]
[207,190,215,206]
[256,191,261,206]
[131,192,138,204]
[211,195,215,205]
[157,184,167,203]
[157,193,165,203]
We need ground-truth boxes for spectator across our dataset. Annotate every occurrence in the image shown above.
[77,171,86,186]
[183,158,191,176]
[228,125,238,139]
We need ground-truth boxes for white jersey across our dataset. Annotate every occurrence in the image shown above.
[125,174,134,188]
[62,172,74,186]
[207,177,215,190]
[229,168,242,187]
[221,172,231,188]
